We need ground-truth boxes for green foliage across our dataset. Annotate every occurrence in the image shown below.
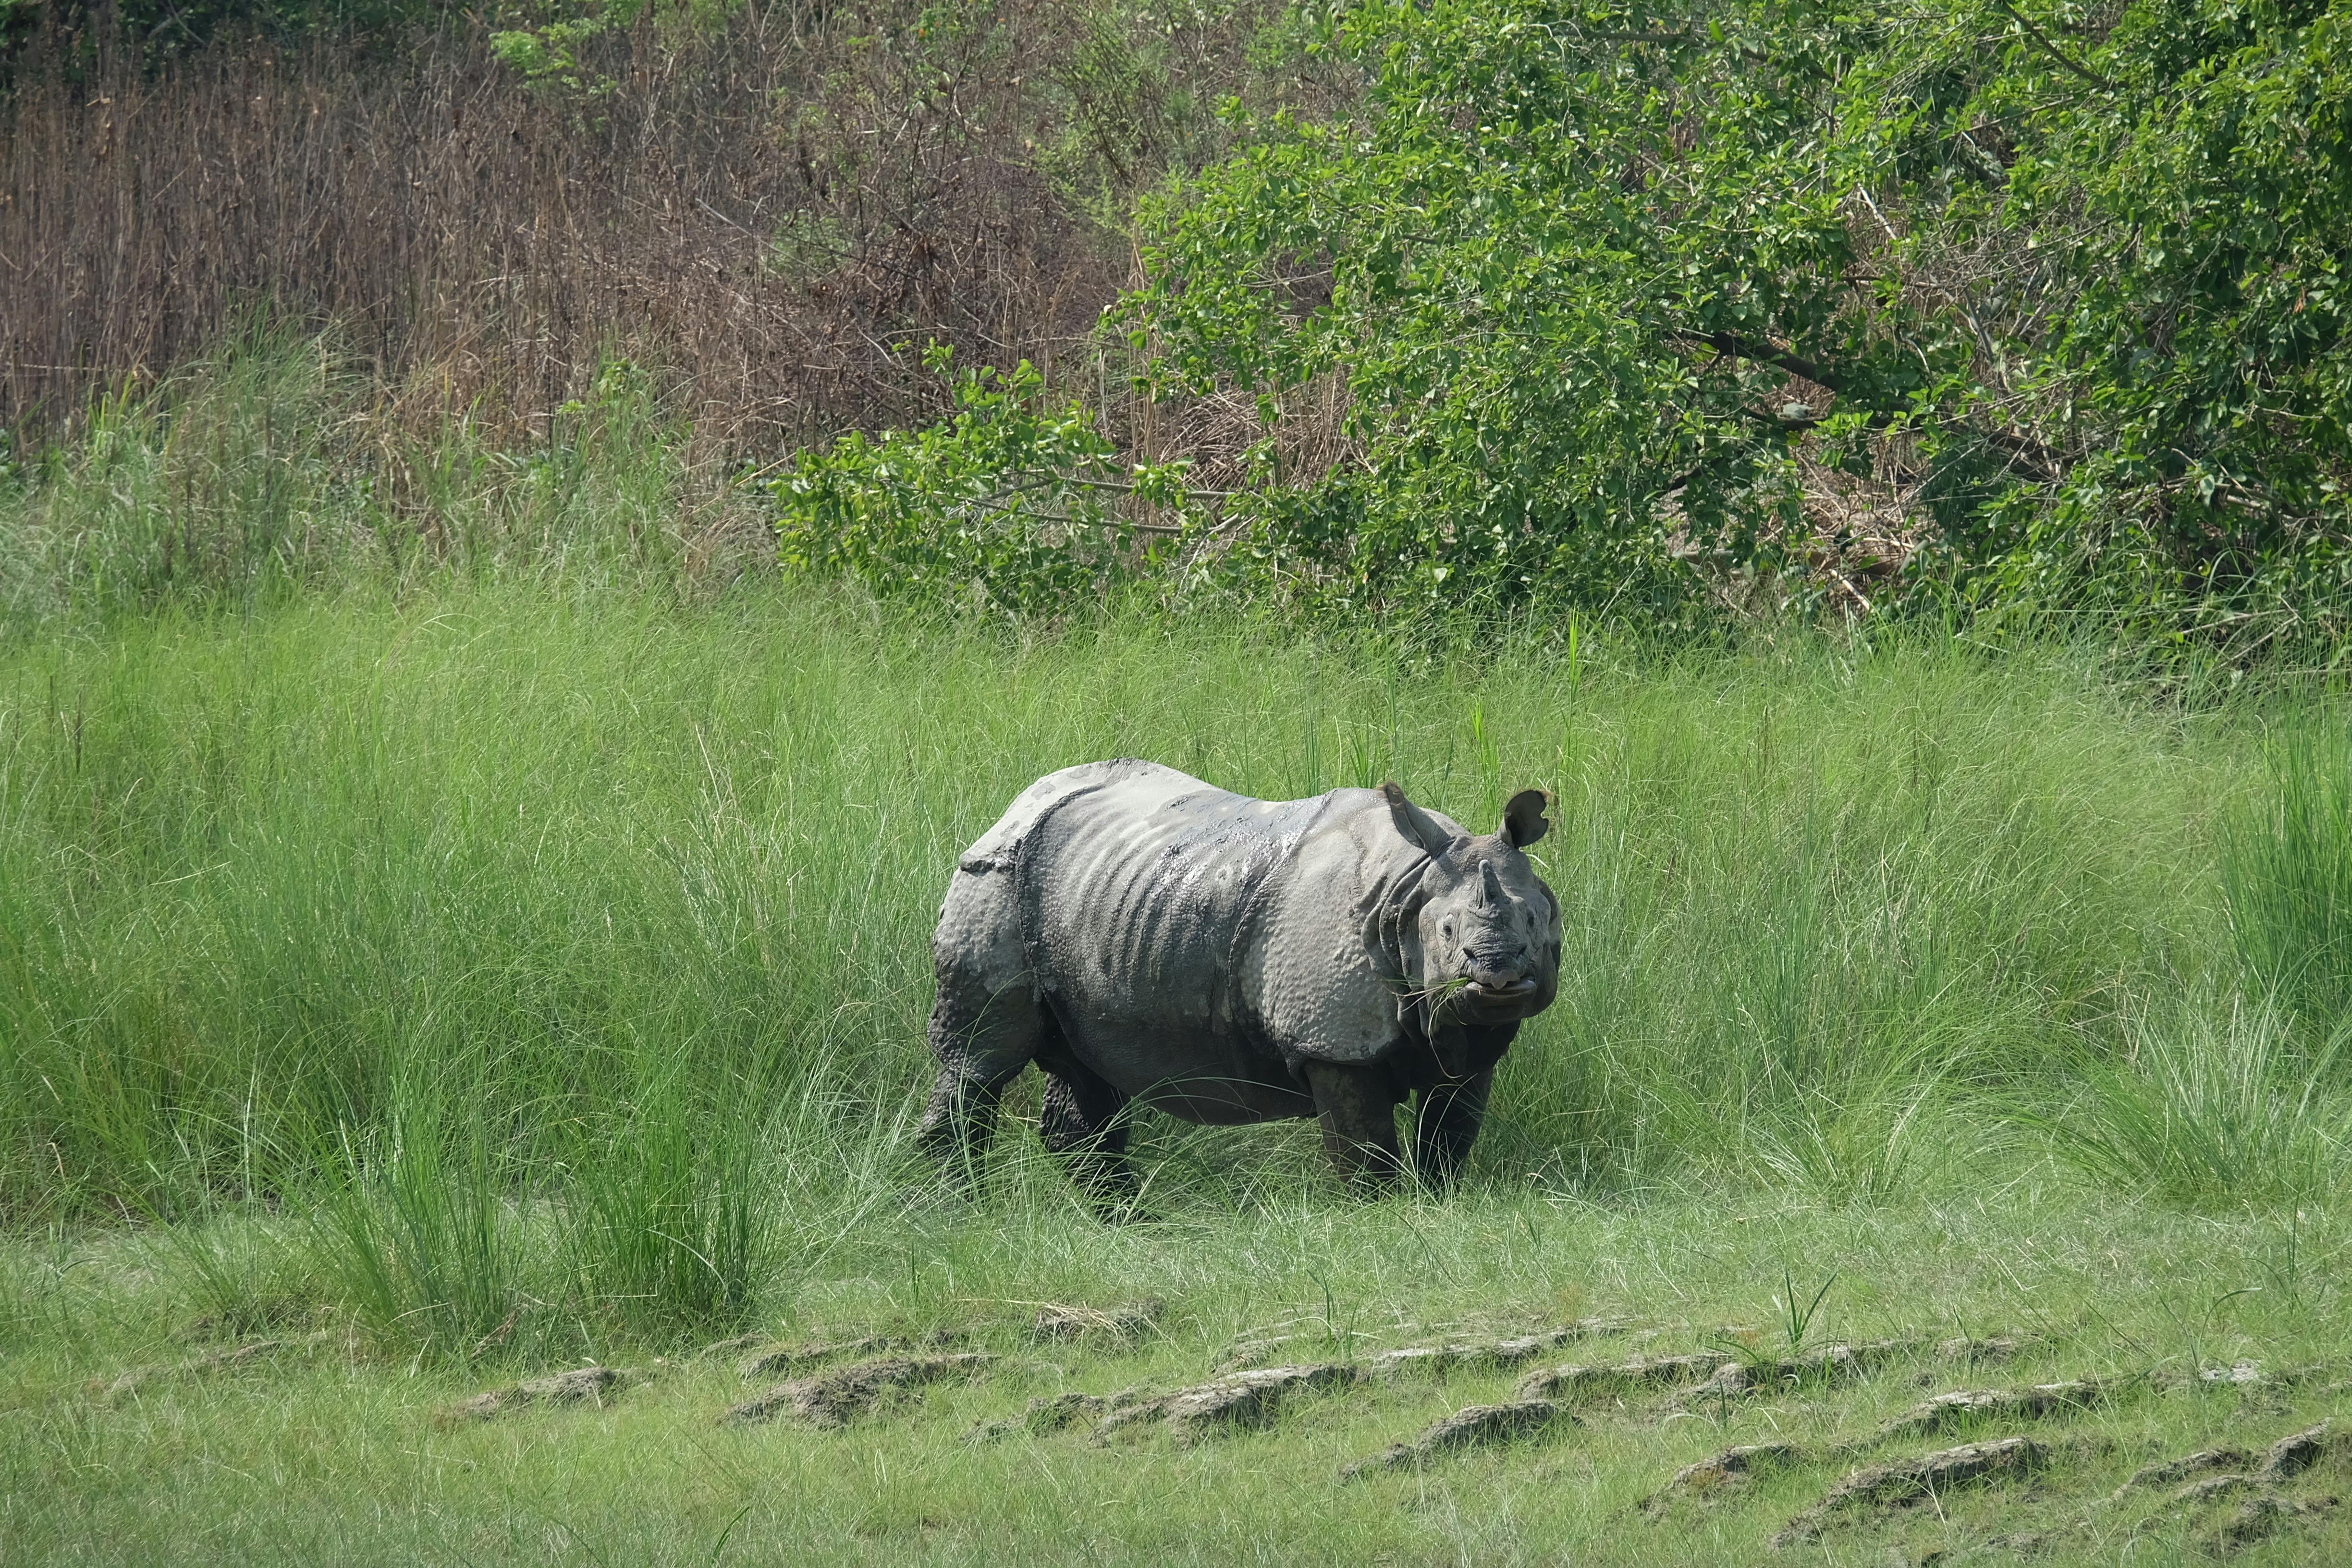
[1118,0,2352,634]
[486,0,739,94]
[771,350,1200,614]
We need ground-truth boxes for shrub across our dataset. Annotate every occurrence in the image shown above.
[1120,0,2352,635]
[772,351,1202,615]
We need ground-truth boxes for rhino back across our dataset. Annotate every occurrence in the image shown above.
[1020,769,1416,1121]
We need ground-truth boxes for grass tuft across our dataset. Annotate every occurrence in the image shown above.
[2223,715,2352,1030]
[2034,992,2352,1206]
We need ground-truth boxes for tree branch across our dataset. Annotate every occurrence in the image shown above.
[1684,332,1847,395]
[1993,0,2117,91]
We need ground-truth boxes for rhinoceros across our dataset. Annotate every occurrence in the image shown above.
[917,760,1561,1198]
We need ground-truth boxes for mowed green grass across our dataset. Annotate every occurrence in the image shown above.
[6,1184,2352,1564]
[5,584,2352,1561]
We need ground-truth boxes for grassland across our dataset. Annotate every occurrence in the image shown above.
[2,577,2351,1561]
[8,584,2336,1227]
[6,1166,2352,1563]
[7,336,2352,1561]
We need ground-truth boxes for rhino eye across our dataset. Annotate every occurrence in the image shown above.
[1440,918,1455,939]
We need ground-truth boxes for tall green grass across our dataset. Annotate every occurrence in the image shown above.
[7,331,2352,1354]
[2223,715,2352,1029]
[2034,993,2351,1206]
[0,318,758,624]
[0,587,2272,1216]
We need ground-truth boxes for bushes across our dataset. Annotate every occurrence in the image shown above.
[17,0,2351,643]
[779,0,2351,637]
[772,354,1201,616]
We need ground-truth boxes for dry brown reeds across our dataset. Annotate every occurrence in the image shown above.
[1,2,1160,448]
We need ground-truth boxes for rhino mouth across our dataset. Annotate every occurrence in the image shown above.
[1412,970,1544,1020]
[1456,975,1542,1013]
[1465,977,1538,1000]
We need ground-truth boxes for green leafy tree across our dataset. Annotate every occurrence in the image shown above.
[1128,0,2352,638]
[772,348,1200,615]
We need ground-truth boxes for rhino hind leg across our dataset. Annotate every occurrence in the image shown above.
[917,976,1038,1193]
[1301,1061,1403,1187]
[1410,1067,1493,1188]
[1037,1053,1138,1212]
[920,869,1047,1191]
[918,977,1036,1186]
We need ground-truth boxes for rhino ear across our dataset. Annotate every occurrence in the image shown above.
[1501,789,1550,849]
[1379,781,1456,857]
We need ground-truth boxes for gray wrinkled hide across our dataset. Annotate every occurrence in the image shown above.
[919,760,1561,1199]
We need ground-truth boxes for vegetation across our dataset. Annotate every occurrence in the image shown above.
[794,0,2352,641]
[9,1189,2352,1564]
[14,0,2350,641]
[7,364,2352,1317]
[7,1,2352,1560]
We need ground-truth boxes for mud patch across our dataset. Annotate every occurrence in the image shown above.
[1514,1351,1731,1403]
[737,1330,968,1382]
[2110,1446,2254,1498]
[2211,1490,2334,1554]
[2173,1473,2261,1505]
[2146,1360,2329,1392]
[1339,1399,1571,1479]
[1774,1436,2045,1546]
[442,1366,632,1424]
[698,1332,768,1358]
[1029,1300,1163,1346]
[1368,1322,1626,1378]
[723,1353,995,1428]
[1935,1333,2040,1366]
[1668,1340,1923,1408]
[1640,1443,1806,1512]
[1095,1363,1361,1441]
[963,1388,1158,1443]
[92,1329,342,1402]
[2259,1419,2341,1481]
[1217,1317,1627,1375]
[2105,1420,2344,1513]
[1878,1380,2102,1441]
[2111,1421,2352,1556]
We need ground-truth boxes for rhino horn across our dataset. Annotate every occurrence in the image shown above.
[1379,781,1458,857]
[1501,789,1549,849]
[1476,859,1506,909]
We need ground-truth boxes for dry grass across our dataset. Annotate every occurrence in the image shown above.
[2,1,1302,449]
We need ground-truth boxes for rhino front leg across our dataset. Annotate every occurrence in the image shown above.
[1411,1067,1493,1188]
[1301,1061,1402,1187]
[918,1066,1012,1192]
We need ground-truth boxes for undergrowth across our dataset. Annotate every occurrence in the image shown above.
[3,567,2348,1354]
[5,335,2352,1360]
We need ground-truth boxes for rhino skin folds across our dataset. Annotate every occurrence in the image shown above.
[917,760,1561,1201]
